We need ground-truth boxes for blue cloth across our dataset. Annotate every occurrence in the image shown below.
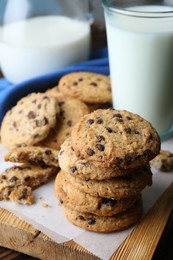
[0,48,109,125]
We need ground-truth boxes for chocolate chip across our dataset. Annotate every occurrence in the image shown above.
[113,113,122,118]
[96,117,103,124]
[72,81,78,86]
[35,117,48,127]
[96,144,105,151]
[58,101,65,106]
[87,218,96,225]
[149,133,154,140]
[78,78,83,81]
[87,119,94,124]
[126,116,132,120]
[115,118,123,122]
[67,120,72,127]
[9,176,18,182]
[102,198,116,207]
[24,176,31,182]
[37,104,42,109]
[87,148,95,156]
[28,111,36,119]
[59,198,63,204]
[106,127,113,133]
[114,157,123,166]
[90,82,98,87]
[45,150,52,155]
[13,121,17,128]
[124,127,131,133]
[0,175,6,180]
[59,110,64,117]
[77,215,85,221]
[19,188,28,200]
[97,135,105,142]
[70,166,77,173]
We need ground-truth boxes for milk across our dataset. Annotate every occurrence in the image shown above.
[104,5,173,138]
[0,16,91,83]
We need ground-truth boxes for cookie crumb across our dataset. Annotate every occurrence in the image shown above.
[41,203,51,208]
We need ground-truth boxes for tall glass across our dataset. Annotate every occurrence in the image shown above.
[0,0,93,84]
[102,0,173,140]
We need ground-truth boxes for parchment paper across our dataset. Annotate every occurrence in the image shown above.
[0,138,173,260]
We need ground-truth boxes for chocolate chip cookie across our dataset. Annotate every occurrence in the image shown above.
[150,149,173,172]
[55,170,139,216]
[58,72,112,104]
[1,93,59,149]
[71,109,161,168]
[40,97,89,150]
[0,164,58,201]
[58,137,132,180]
[61,165,152,199]
[62,198,143,232]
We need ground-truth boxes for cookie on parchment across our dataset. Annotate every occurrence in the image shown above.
[40,97,89,150]
[58,137,132,180]
[71,109,161,168]
[5,146,59,168]
[55,170,138,216]
[0,93,59,149]
[63,199,143,232]
[150,150,173,172]
[0,165,58,201]
[58,72,112,104]
[61,165,152,199]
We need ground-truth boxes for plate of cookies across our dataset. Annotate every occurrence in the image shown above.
[0,69,173,259]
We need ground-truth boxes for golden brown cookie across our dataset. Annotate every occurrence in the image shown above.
[40,97,89,150]
[58,137,132,180]
[0,165,58,201]
[71,109,161,168]
[1,93,59,149]
[55,170,139,216]
[150,149,173,172]
[5,146,59,167]
[60,165,152,199]
[62,198,143,232]
[58,72,112,104]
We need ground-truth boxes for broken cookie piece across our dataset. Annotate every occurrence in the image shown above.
[0,164,58,203]
[9,185,35,205]
[150,150,173,172]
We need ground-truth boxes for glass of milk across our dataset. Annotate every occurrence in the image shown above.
[0,0,93,84]
[102,0,173,140]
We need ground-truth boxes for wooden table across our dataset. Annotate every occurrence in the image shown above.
[0,22,173,260]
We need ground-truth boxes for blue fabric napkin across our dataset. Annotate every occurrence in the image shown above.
[0,48,109,125]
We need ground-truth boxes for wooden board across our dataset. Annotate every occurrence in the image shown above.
[0,182,173,260]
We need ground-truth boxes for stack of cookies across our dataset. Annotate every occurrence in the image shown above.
[55,108,160,232]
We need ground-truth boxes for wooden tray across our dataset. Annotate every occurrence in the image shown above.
[1,182,173,260]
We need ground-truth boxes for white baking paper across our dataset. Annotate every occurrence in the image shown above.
[0,138,173,260]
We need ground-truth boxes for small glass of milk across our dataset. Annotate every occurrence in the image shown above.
[102,0,173,140]
[0,0,93,84]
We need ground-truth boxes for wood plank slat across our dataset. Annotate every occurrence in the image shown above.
[111,182,173,260]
